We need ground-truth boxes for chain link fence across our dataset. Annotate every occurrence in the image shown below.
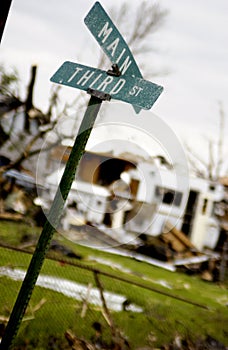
[0,238,228,350]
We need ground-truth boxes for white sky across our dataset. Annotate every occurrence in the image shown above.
[1,0,228,174]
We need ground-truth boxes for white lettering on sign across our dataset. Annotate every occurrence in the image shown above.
[107,38,119,56]
[119,56,132,75]
[89,73,103,88]
[77,70,95,86]
[98,22,132,75]
[98,21,113,43]
[129,85,143,96]
[110,79,126,95]
[64,65,142,98]
[67,67,83,82]
[97,75,114,91]
[116,48,126,64]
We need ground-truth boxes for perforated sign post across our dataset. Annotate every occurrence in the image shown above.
[1,2,163,349]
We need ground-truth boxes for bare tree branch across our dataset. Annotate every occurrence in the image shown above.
[24,65,37,132]
[11,135,60,170]
[208,138,215,181]
[128,2,166,47]
[97,1,168,79]
[216,101,225,179]
[185,102,227,180]
[185,143,208,168]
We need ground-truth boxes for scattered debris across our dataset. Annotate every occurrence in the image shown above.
[135,221,201,263]
[159,334,228,350]
[49,240,82,259]
[103,246,176,272]
[163,221,196,253]
[121,221,227,281]
[0,211,23,221]
[64,270,132,349]
[0,298,46,328]
[65,330,95,350]
[81,283,93,318]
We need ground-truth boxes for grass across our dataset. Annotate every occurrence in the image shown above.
[0,220,228,349]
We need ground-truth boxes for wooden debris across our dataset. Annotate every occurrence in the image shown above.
[0,316,8,323]
[0,212,23,221]
[162,221,196,252]
[81,283,92,318]
[32,298,46,313]
[136,221,201,263]
[94,272,130,349]
[0,298,46,327]
[65,330,95,350]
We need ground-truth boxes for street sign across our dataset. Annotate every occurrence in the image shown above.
[50,61,163,110]
[84,2,142,78]
[1,3,164,348]
[84,1,144,113]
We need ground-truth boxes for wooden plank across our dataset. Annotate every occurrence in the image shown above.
[163,221,196,250]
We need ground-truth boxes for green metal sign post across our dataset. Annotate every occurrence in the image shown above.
[0,94,107,350]
[0,2,163,349]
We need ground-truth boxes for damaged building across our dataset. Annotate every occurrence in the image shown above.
[43,147,158,241]
[39,145,224,254]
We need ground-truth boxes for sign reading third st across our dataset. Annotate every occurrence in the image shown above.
[51,61,163,110]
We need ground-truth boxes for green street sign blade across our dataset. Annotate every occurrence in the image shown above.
[84,1,142,77]
[50,61,163,110]
[84,1,143,114]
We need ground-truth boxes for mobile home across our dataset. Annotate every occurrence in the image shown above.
[42,149,223,251]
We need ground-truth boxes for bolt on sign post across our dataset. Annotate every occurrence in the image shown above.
[0,2,163,349]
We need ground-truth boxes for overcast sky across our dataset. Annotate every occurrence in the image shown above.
[1,0,228,173]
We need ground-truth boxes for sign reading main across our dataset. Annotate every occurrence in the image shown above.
[50,61,163,110]
[50,1,163,112]
[84,1,142,78]
[84,1,143,113]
